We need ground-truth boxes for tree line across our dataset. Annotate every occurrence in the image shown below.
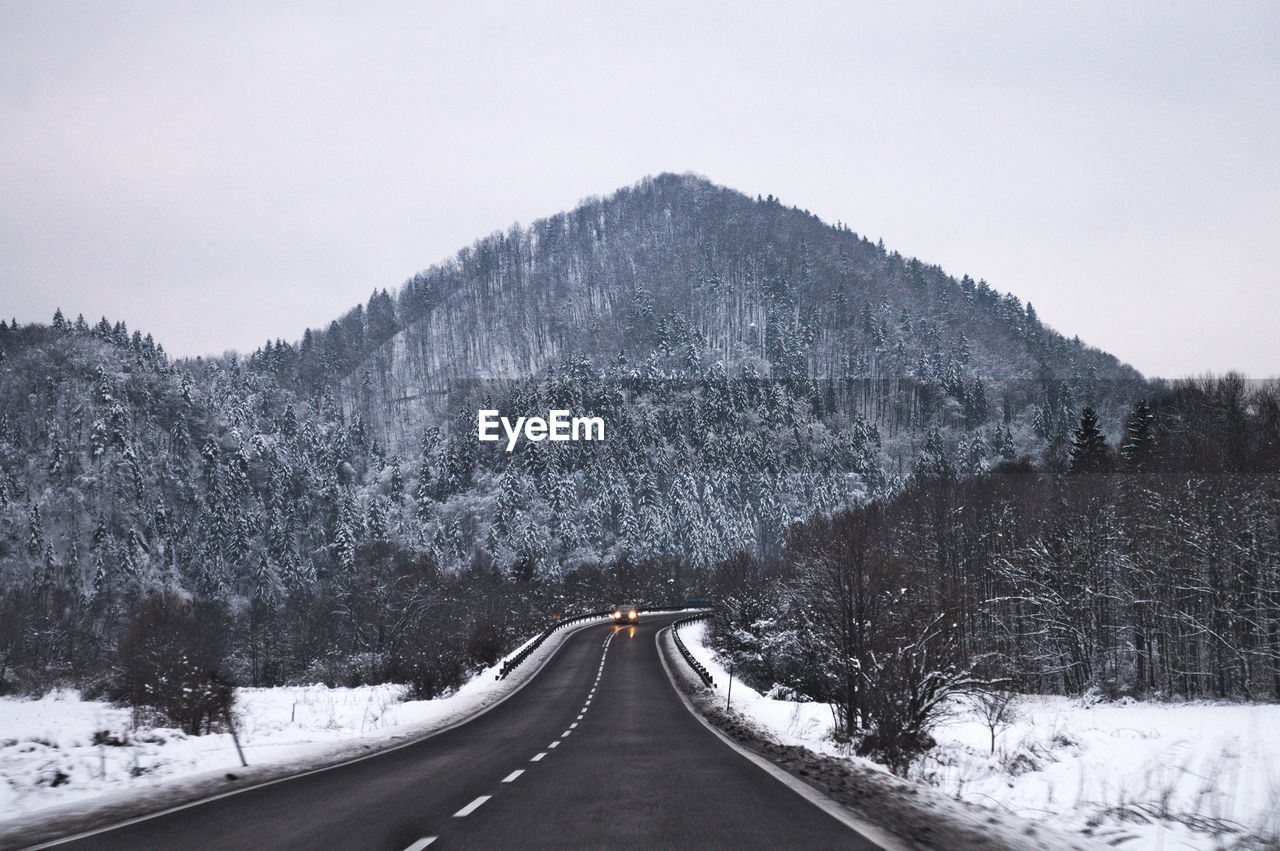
[709,375,1280,769]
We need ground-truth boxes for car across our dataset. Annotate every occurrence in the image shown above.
[611,604,640,625]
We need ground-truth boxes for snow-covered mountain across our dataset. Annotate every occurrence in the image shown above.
[279,173,1140,452]
[0,173,1145,695]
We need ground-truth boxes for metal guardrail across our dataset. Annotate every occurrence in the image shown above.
[671,611,715,688]
[497,610,609,680]
[496,606,711,680]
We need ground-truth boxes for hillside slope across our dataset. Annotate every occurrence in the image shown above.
[319,173,1139,451]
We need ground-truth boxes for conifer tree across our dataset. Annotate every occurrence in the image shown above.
[367,497,388,540]
[1069,407,1111,475]
[990,425,1017,461]
[388,458,404,504]
[333,523,356,572]
[915,428,953,479]
[1120,400,1156,468]
[27,504,44,558]
[253,555,280,608]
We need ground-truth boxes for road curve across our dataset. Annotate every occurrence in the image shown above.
[41,614,880,850]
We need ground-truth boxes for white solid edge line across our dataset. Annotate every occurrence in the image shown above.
[530,752,547,762]
[453,795,491,817]
[501,770,524,783]
[28,617,618,850]
[404,837,438,850]
[654,627,909,851]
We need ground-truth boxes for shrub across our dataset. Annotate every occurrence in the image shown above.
[111,591,235,735]
[855,615,982,774]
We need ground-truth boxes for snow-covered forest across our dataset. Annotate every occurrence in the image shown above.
[0,309,1127,703]
[711,376,1280,771]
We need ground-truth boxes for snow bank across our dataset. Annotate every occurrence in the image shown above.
[678,620,1280,850]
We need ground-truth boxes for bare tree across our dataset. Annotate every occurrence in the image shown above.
[969,689,1020,754]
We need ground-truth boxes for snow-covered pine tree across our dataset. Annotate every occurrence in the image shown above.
[1069,407,1111,475]
[1120,400,1156,468]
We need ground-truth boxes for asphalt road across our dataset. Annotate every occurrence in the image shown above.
[46,614,879,850]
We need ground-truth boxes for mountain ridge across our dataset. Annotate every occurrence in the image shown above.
[288,172,1140,452]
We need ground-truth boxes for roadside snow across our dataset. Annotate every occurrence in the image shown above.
[679,620,881,766]
[0,685,415,817]
[678,620,1280,850]
[0,618,602,828]
[916,695,1280,849]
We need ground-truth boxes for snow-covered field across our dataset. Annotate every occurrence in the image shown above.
[1,683,453,819]
[679,620,1280,850]
[0,622,594,828]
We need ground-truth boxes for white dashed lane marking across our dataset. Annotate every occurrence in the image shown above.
[453,796,490,818]
[430,624,619,842]
[404,838,437,851]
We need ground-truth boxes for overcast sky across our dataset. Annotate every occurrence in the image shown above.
[2,1,1277,378]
